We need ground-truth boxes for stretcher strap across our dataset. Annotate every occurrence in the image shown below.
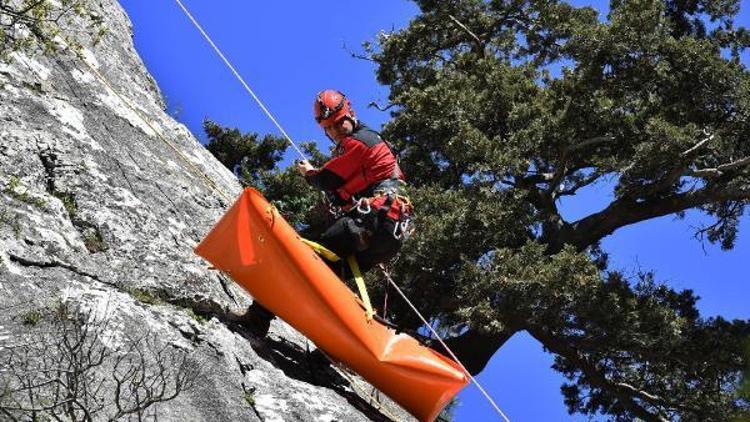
[300,239,374,321]
[300,238,341,262]
[347,255,375,322]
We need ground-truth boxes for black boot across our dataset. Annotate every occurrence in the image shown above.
[242,301,275,337]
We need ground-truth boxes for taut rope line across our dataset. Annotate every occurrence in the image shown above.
[173,0,308,162]
[379,265,511,422]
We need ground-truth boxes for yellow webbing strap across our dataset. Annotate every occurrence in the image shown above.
[300,238,374,321]
[347,255,375,322]
[301,238,340,262]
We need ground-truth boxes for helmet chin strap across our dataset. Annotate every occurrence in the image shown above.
[324,130,337,145]
[345,116,358,129]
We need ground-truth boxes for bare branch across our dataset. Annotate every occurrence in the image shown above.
[565,135,615,154]
[555,171,608,198]
[367,101,397,112]
[0,303,198,420]
[691,155,750,178]
[681,132,715,158]
[341,41,374,62]
[448,14,483,49]
[555,183,750,252]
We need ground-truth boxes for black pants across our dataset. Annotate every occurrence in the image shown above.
[317,212,403,277]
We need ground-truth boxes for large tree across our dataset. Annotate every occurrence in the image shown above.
[205,1,750,419]
[371,0,750,420]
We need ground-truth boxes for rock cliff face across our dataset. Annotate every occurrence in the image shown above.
[0,1,410,420]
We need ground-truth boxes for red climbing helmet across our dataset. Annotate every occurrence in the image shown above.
[313,89,355,128]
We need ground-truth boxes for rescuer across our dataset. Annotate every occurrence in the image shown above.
[243,89,413,337]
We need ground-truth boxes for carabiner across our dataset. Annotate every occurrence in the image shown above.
[355,197,372,215]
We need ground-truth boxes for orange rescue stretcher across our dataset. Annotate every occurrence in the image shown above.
[194,188,468,421]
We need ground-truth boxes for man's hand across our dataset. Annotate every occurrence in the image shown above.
[296,160,315,175]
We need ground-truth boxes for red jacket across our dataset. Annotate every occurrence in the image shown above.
[305,124,404,205]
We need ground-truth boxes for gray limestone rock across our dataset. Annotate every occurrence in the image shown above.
[0,1,415,421]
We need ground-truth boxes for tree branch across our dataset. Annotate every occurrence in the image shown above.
[681,132,715,158]
[526,326,670,422]
[553,184,750,252]
[447,14,483,52]
[431,327,519,376]
[564,135,615,154]
[367,101,397,112]
[554,170,608,198]
[341,41,374,62]
[518,172,555,185]
[691,155,750,178]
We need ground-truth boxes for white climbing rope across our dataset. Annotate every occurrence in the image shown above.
[378,265,511,422]
[173,0,309,162]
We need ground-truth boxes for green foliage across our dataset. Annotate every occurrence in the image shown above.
[53,190,78,217]
[183,307,207,324]
[741,340,750,401]
[0,0,107,60]
[204,120,287,183]
[203,120,329,232]
[126,287,164,306]
[3,176,47,210]
[364,0,750,419]
[244,391,255,407]
[19,309,43,326]
[436,396,458,422]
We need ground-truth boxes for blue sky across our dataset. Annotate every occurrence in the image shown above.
[117,1,749,420]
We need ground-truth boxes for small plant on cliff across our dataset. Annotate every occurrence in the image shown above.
[19,309,42,326]
[126,287,165,306]
[53,190,78,217]
[3,176,46,210]
[0,0,108,60]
